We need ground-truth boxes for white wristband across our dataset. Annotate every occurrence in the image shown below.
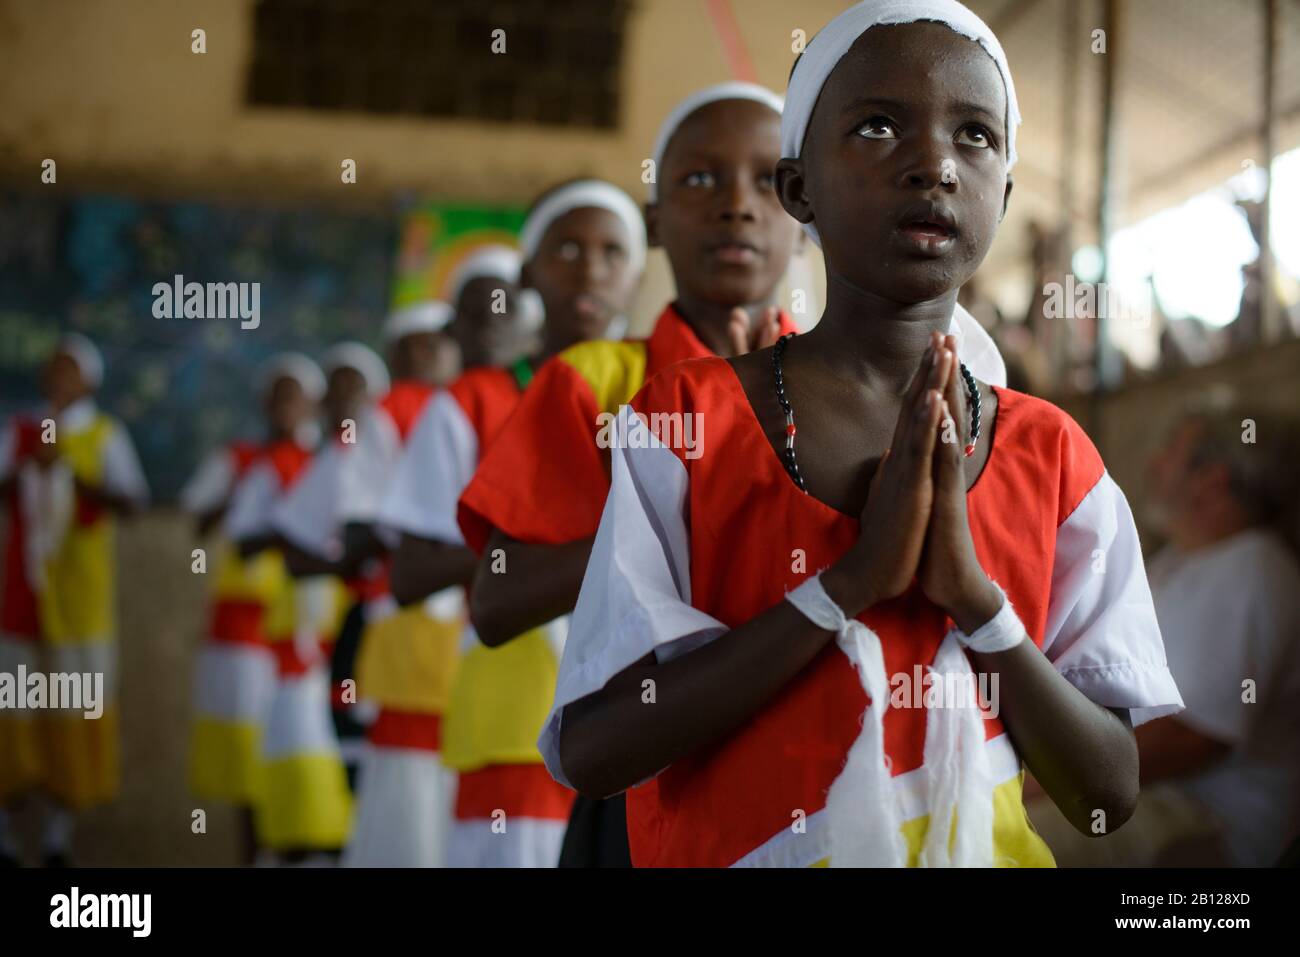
[786,571,851,635]
[954,583,1027,653]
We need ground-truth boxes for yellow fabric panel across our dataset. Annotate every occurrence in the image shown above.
[257,753,352,850]
[213,541,290,605]
[558,339,649,415]
[38,707,120,810]
[39,413,116,643]
[989,771,1057,867]
[188,718,266,805]
[812,773,1056,868]
[0,714,44,801]
[261,551,297,641]
[354,606,461,712]
[441,627,557,772]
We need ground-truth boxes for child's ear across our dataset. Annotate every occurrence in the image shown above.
[643,202,661,248]
[775,158,815,226]
[999,176,1014,222]
[519,261,534,290]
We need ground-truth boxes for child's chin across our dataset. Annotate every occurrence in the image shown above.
[701,271,777,308]
[873,266,965,306]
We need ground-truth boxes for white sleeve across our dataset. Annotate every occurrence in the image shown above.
[950,304,1006,387]
[337,406,401,525]
[538,405,729,788]
[271,447,344,559]
[179,449,236,515]
[101,422,150,506]
[222,462,278,541]
[377,392,478,544]
[1160,536,1300,746]
[1041,471,1184,726]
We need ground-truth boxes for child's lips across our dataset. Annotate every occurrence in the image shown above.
[711,243,761,265]
[573,293,607,319]
[896,221,957,254]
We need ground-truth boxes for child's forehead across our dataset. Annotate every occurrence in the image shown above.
[662,99,781,165]
[543,205,626,240]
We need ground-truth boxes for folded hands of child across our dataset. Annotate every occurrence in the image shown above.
[825,331,1002,633]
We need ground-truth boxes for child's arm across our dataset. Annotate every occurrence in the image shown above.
[279,535,347,578]
[73,475,140,516]
[558,343,950,797]
[967,642,1138,835]
[469,532,594,646]
[390,533,477,607]
[919,343,1144,836]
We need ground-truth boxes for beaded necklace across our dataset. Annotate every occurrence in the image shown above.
[771,332,981,494]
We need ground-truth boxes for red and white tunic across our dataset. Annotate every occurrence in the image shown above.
[327,379,466,868]
[540,356,1183,868]
[381,365,574,867]
[457,305,801,552]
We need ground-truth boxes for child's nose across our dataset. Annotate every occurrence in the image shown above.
[577,246,610,283]
[898,140,954,191]
[718,175,759,221]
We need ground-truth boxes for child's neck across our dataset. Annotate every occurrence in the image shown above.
[674,292,779,357]
[804,274,957,393]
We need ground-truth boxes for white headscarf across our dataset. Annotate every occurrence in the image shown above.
[56,333,104,390]
[321,341,390,399]
[382,300,454,343]
[448,244,523,302]
[257,351,326,402]
[519,180,646,274]
[781,0,1022,248]
[648,82,785,202]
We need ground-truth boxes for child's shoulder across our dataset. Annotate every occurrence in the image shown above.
[630,355,735,415]
[551,336,652,413]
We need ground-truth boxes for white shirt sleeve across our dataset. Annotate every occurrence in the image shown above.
[1155,532,1300,746]
[179,449,236,515]
[337,405,402,525]
[377,392,478,544]
[537,406,729,788]
[101,421,150,506]
[222,462,278,541]
[1040,471,1184,726]
[271,446,344,560]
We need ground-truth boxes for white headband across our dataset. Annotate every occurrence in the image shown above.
[648,82,785,201]
[449,244,523,302]
[382,300,454,343]
[782,0,1021,246]
[258,351,326,402]
[56,332,104,390]
[519,180,646,273]
[321,341,390,399]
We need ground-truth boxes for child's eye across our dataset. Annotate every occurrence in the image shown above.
[757,173,776,191]
[683,171,716,188]
[856,117,898,140]
[956,125,993,149]
[556,240,581,261]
